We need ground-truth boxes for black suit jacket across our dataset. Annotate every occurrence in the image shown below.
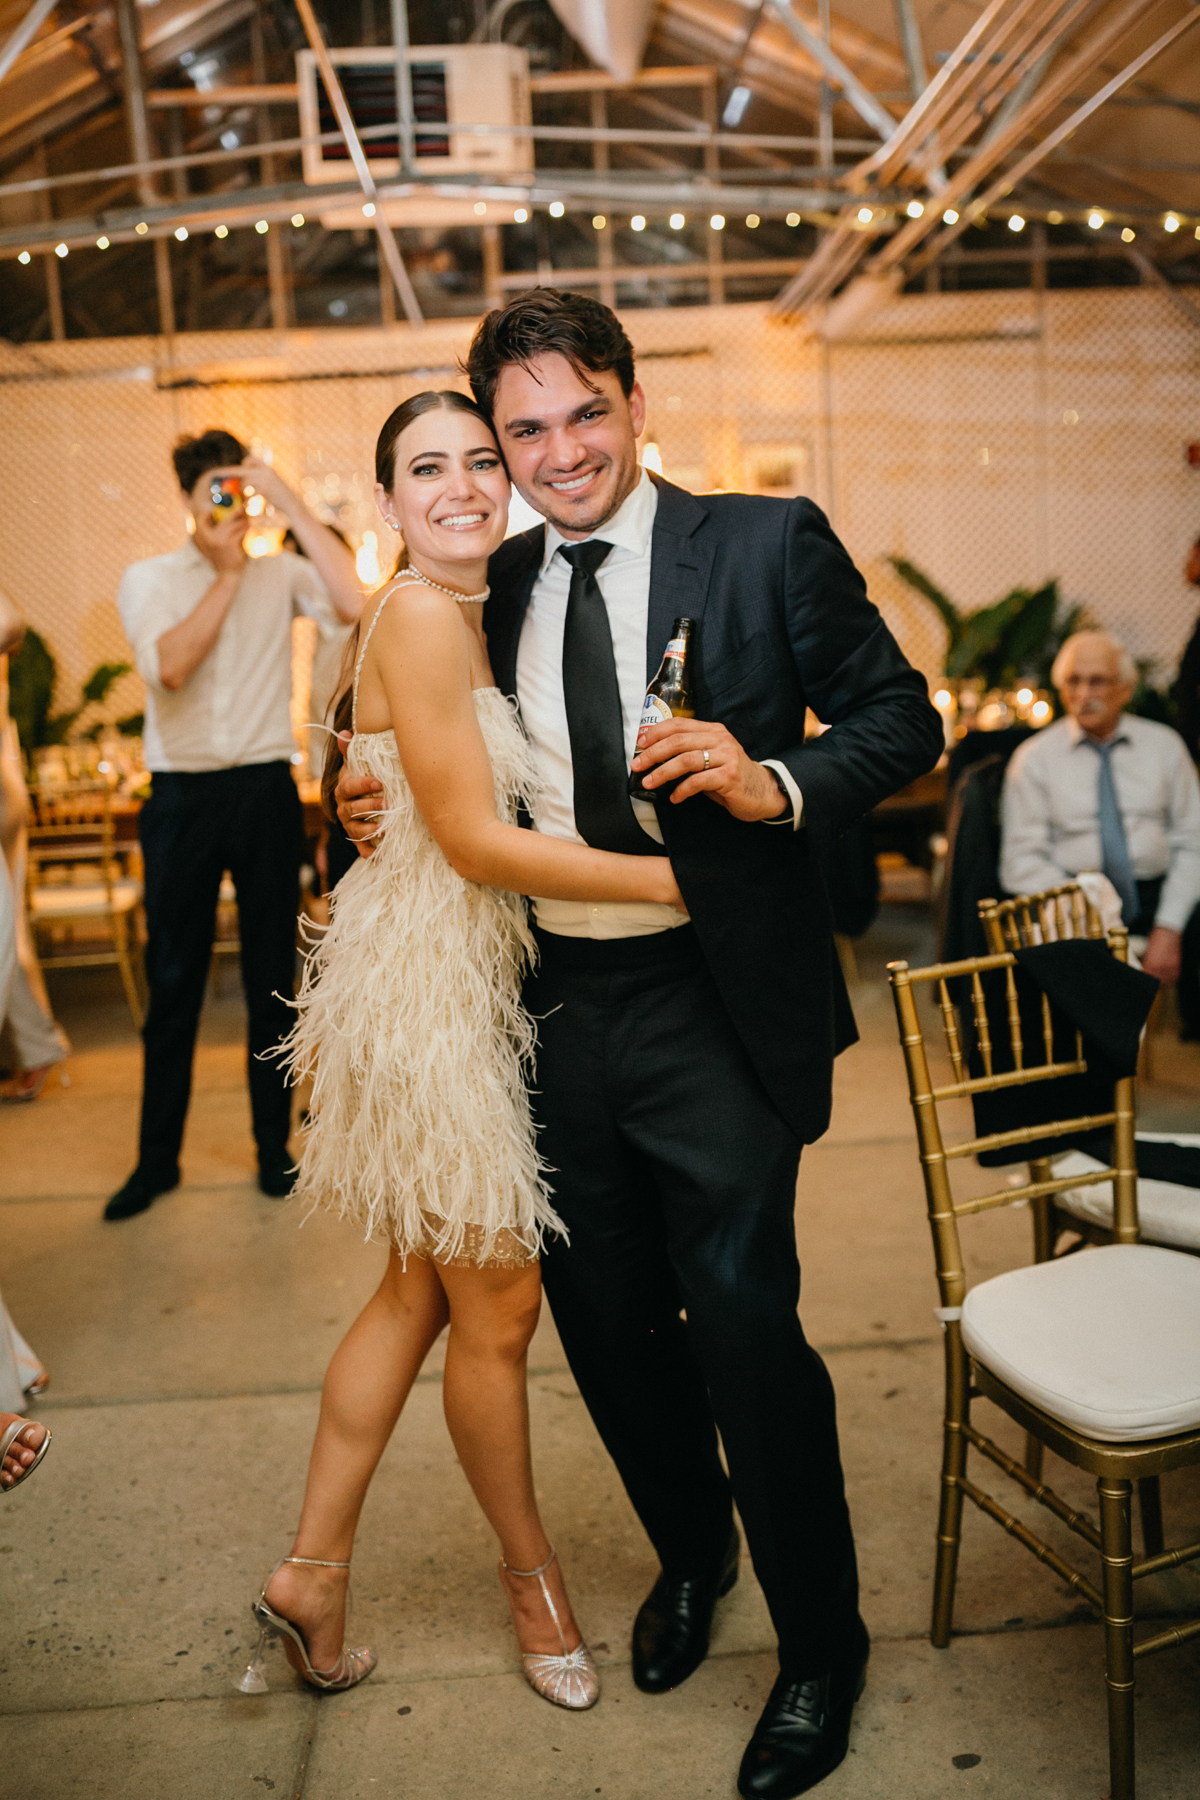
[484,476,944,1144]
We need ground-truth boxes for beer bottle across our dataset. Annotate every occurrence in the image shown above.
[628,617,696,797]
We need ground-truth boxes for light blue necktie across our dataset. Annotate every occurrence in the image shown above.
[1085,737,1138,923]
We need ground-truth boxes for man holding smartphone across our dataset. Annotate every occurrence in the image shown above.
[107,430,363,1221]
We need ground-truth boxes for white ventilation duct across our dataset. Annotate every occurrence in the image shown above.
[548,0,656,82]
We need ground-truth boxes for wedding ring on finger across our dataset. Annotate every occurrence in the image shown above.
[702,748,711,772]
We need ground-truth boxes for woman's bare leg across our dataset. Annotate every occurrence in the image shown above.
[438,1260,584,1657]
[265,1249,449,1672]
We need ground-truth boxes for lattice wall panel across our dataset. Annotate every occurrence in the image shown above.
[0,289,1196,721]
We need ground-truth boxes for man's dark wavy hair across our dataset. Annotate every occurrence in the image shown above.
[464,288,636,415]
[172,429,246,494]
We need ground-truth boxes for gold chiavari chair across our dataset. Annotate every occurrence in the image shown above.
[26,782,145,1027]
[888,935,1200,1800]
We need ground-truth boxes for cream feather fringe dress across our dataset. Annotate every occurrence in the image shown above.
[281,582,563,1268]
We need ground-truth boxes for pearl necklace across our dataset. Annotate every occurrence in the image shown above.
[395,568,490,604]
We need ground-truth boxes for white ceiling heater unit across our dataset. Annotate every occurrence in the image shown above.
[297,44,533,229]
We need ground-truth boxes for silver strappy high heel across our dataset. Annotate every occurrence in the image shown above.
[0,1419,50,1493]
[500,1547,600,1710]
[234,1556,377,1694]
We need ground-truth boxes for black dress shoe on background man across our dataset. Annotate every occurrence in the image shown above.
[738,1618,870,1799]
[103,1164,180,1222]
[257,1155,297,1199]
[632,1525,740,1693]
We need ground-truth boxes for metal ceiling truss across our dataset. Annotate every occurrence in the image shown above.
[773,0,1200,321]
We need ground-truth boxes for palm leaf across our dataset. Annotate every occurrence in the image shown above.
[887,557,963,645]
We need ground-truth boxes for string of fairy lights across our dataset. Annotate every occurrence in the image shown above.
[13,195,1197,267]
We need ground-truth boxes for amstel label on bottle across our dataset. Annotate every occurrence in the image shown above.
[638,694,674,731]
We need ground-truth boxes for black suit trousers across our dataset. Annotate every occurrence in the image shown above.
[526,924,859,1677]
[137,761,302,1173]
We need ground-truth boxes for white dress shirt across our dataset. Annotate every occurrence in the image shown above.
[1000,713,1200,932]
[118,540,341,773]
[515,470,803,939]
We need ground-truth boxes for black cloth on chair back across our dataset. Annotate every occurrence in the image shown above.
[963,941,1158,1166]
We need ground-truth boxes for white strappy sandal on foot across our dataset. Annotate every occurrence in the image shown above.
[500,1547,600,1710]
[234,1556,377,1694]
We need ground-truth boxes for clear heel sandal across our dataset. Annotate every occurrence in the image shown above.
[500,1547,599,1711]
[234,1555,377,1695]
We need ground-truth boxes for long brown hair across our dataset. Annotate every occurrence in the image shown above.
[321,388,498,821]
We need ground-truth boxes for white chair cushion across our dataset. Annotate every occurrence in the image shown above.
[1052,1133,1200,1251]
[30,879,142,920]
[960,1243,1200,1442]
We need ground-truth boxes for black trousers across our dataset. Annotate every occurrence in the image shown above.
[525,924,859,1677]
[138,761,302,1174]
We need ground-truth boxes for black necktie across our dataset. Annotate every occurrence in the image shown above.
[559,540,658,856]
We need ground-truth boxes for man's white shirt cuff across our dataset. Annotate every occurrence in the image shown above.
[761,759,803,829]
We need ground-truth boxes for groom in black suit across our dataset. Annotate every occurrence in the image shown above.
[339,290,942,1798]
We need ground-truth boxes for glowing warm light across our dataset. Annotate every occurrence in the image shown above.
[933,689,953,708]
[174,226,189,241]
[54,242,68,258]
[215,224,229,238]
[246,533,272,557]
[746,213,760,228]
[1062,409,1079,424]
[1121,227,1135,242]
[245,494,266,517]
[1047,210,1063,224]
[631,215,646,231]
[18,250,30,263]
[641,441,663,475]
[361,203,375,218]
[1087,211,1104,229]
[1008,214,1025,232]
[255,219,269,233]
[513,208,528,223]
[592,214,606,229]
[136,222,149,235]
[1031,699,1051,721]
[291,214,305,227]
[786,212,800,226]
[98,761,111,774]
[710,213,725,231]
[906,199,924,219]
[549,201,565,218]
[857,207,873,224]
[356,530,381,585]
[669,213,685,229]
[1016,687,1033,705]
[473,201,487,216]
[1165,214,1180,232]
[942,209,959,225]
[96,236,110,250]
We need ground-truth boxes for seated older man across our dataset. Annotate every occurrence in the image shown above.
[1001,629,1200,985]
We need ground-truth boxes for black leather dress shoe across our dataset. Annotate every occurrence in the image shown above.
[257,1159,298,1198]
[103,1165,180,1222]
[737,1620,870,1799]
[632,1526,740,1693]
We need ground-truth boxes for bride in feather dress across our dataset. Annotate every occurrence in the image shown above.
[235,390,684,1712]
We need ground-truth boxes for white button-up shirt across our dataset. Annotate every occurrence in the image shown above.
[118,540,342,773]
[1000,713,1200,931]
[515,471,802,939]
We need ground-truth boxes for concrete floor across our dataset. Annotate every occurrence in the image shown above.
[3,907,1199,1800]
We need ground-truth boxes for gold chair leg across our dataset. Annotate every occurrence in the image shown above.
[113,917,144,1030]
[1137,1477,1164,1558]
[1099,1477,1136,1800]
[932,1324,968,1648]
[1022,1433,1044,1483]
